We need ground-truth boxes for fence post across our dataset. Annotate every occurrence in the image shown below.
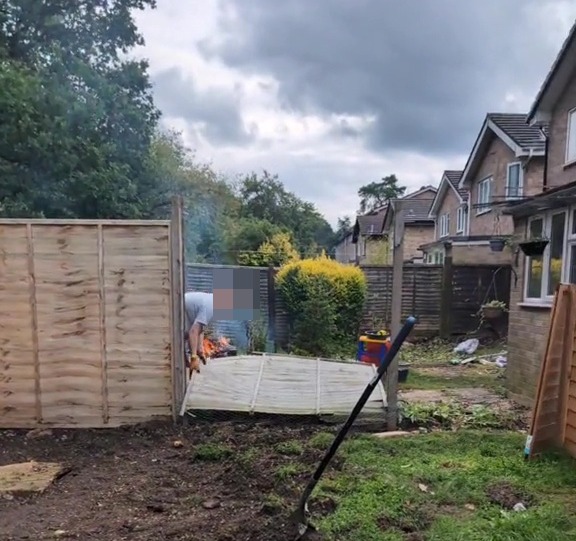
[387,203,405,431]
[170,196,186,422]
[266,265,277,353]
[439,244,453,339]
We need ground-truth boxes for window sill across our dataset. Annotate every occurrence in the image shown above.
[517,301,552,309]
[476,208,492,216]
[563,159,576,170]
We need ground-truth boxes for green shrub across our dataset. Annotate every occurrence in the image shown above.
[276,254,366,357]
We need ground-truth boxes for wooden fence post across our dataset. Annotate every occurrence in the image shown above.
[439,244,454,339]
[387,202,405,431]
[266,265,277,353]
[170,196,186,422]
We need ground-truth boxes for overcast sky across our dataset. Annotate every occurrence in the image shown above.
[134,1,576,226]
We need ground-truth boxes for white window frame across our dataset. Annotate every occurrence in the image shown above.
[477,176,492,215]
[439,213,450,238]
[566,108,576,165]
[456,206,465,234]
[523,209,570,304]
[505,162,524,200]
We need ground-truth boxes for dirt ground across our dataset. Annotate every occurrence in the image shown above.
[0,418,332,541]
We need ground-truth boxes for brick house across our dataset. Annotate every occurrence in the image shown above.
[352,186,437,264]
[382,188,437,263]
[448,113,546,266]
[504,22,576,405]
[333,230,356,264]
[421,170,470,264]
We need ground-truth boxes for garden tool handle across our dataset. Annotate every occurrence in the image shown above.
[296,316,416,511]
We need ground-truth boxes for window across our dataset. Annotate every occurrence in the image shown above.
[439,213,450,238]
[456,206,466,234]
[506,162,523,199]
[477,177,492,214]
[524,211,568,302]
[566,108,576,164]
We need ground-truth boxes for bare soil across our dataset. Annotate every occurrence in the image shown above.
[0,418,333,541]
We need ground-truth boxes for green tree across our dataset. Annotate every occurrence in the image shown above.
[0,0,159,218]
[358,174,406,214]
[238,232,300,267]
[237,170,335,255]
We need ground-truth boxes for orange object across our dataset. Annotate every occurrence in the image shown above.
[358,334,391,366]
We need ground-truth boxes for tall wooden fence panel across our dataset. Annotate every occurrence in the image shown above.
[449,264,511,334]
[361,264,443,335]
[0,219,175,429]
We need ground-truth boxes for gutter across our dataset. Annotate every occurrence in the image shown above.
[540,127,549,191]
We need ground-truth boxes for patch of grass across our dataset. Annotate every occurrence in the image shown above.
[276,463,303,482]
[309,432,335,450]
[193,443,232,461]
[399,367,504,392]
[399,401,520,431]
[235,448,259,471]
[261,493,287,515]
[275,440,304,456]
[314,431,576,541]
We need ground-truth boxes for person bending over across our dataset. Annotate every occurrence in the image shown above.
[184,291,214,374]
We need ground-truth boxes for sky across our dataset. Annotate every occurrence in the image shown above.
[134,1,576,227]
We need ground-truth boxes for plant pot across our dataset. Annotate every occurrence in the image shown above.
[482,306,503,320]
[519,240,549,257]
[489,238,506,252]
[398,363,410,383]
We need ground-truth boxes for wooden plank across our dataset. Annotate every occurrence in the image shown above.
[26,225,42,423]
[97,225,109,425]
[0,219,169,226]
[560,287,576,446]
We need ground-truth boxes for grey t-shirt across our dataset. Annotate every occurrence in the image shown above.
[184,291,214,329]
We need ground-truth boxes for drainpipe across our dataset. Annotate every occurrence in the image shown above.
[540,127,549,191]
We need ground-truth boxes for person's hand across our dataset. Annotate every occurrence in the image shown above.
[189,354,201,374]
[197,350,207,364]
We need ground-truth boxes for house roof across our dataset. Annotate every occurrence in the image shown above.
[352,207,387,242]
[429,170,466,217]
[458,113,546,189]
[383,197,435,230]
[528,20,576,125]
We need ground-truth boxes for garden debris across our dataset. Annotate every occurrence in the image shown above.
[25,428,53,439]
[448,350,507,367]
[513,502,527,512]
[202,498,221,510]
[372,430,415,439]
[172,440,184,448]
[454,338,479,355]
[0,461,65,495]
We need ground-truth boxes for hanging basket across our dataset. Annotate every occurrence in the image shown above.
[519,239,549,257]
[489,238,506,252]
[482,306,504,319]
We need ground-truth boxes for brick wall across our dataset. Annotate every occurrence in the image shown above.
[404,225,435,261]
[506,217,550,406]
[548,73,576,188]
[436,187,462,239]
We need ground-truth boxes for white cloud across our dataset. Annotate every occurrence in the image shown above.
[133,1,576,227]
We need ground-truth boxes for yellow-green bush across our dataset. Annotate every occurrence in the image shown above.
[276,254,366,356]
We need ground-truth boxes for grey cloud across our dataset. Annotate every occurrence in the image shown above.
[151,67,254,145]
[200,0,573,156]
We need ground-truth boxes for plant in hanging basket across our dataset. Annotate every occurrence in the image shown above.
[489,238,506,252]
[519,237,549,257]
[479,300,508,320]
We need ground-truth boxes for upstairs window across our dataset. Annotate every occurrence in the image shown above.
[567,108,576,164]
[439,213,450,238]
[477,177,492,214]
[456,206,466,233]
[506,162,523,199]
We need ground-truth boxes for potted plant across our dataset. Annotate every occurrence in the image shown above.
[489,238,506,252]
[480,300,508,320]
[519,236,549,257]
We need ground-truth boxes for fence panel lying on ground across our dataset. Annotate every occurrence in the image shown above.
[0,219,177,429]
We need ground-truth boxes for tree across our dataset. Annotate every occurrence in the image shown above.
[237,170,335,255]
[0,0,160,218]
[336,216,352,238]
[238,232,300,267]
[358,174,406,214]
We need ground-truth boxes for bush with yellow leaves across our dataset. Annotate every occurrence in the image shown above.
[276,253,366,356]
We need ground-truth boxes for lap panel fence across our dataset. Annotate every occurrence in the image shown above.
[0,218,185,429]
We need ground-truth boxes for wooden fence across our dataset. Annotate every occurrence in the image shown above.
[186,261,512,346]
[0,217,185,429]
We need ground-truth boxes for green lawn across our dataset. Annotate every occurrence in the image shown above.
[311,431,576,541]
